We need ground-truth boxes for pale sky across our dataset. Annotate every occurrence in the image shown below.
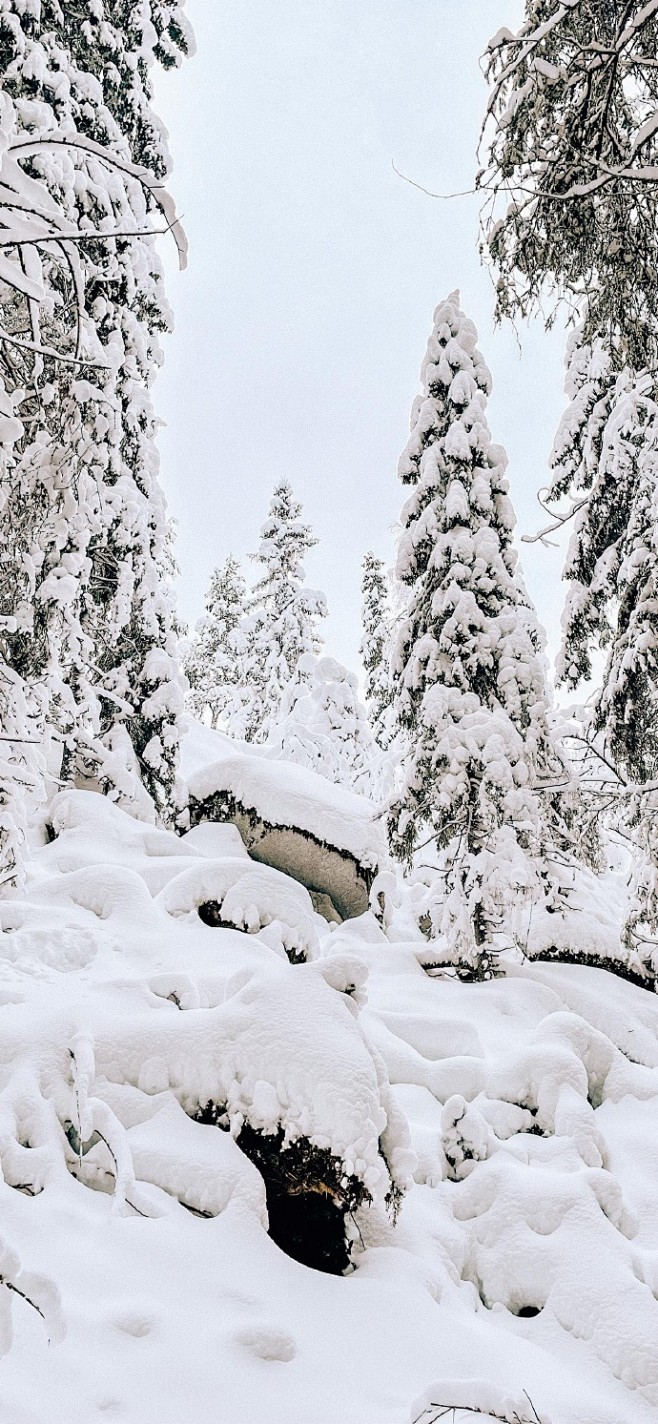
[154,1,570,676]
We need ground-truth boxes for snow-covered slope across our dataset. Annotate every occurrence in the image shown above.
[0,762,657,1423]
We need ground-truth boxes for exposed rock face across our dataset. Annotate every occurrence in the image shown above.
[187,788,376,922]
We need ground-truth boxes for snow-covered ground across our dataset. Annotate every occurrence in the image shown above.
[0,735,657,1424]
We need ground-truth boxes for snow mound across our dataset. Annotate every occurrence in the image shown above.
[157,857,320,962]
[409,1378,551,1424]
[0,783,657,1421]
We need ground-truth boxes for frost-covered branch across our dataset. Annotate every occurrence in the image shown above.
[480,2,658,365]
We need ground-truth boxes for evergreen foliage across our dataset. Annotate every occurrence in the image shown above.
[0,0,191,870]
[359,553,394,750]
[184,556,250,732]
[388,292,568,975]
[271,654,382,798]
[243,482,326,744]
[481,1,658,368]
[550,335,658,785]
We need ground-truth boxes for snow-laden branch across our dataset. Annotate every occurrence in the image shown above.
[479,1,658,364]
[0,102,187,381]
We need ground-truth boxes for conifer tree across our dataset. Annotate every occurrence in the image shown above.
[0,2,191,837]
[243,482,326,743]
[184,556,251,730]
[482,6,658,958]
[360,553,394,749]
[550,336,658,785]
[388,293,568,976]
[481,2,658,369]
[548,338,658,962]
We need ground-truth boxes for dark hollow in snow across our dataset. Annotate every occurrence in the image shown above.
[196,900,307,963]
[197,900,235,930]
[187,789,375,923]
[235,1124,369,1275]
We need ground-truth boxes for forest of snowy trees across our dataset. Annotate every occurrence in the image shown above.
[2,5,658,1423]
[4,0,658,977]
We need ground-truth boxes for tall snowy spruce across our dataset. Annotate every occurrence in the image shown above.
[482,4,658,957]
[359,553,394,750]
[184,556,251,731]
[0,1,192,867]
[243,482,327,744]
[388,293,569,977]
[482,4,658,781]
[548,335,658,961]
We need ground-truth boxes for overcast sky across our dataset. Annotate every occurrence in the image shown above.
[154,1,570,675]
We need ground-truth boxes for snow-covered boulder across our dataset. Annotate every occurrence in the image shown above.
[183,729,384,921]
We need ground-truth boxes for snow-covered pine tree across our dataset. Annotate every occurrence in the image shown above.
[547,338,658,964]
[0,2,191,835]
[481,2,658,787]
[359,553,394,749]
[184,556,251,730]
[388,292,569,976]
[243,482,327,744]
[270,653,382,797]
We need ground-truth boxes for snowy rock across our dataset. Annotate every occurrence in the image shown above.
[184,727,384,920]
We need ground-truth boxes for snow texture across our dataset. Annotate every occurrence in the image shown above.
[0,745,654,1422]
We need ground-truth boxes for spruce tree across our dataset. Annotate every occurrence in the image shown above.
[184,556,251,730]
[388,293,568,976]
[482,6,658,957]
[548,339,658,961]
[550,337,658,785]
[243,482,326,744]
[359,553,394,750]
[0,2,191,839]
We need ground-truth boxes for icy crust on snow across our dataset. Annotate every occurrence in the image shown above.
[182,719,384,869]
[0,790,658,1421]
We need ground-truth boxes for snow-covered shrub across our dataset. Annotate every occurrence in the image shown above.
[268,653,389,799]
[157,857,320,962]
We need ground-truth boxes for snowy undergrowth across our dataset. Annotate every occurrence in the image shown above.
[0,742,656,1423]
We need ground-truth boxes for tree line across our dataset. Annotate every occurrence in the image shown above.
[1,1,658,987]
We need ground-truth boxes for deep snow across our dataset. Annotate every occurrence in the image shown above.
[0,732,656,1423]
